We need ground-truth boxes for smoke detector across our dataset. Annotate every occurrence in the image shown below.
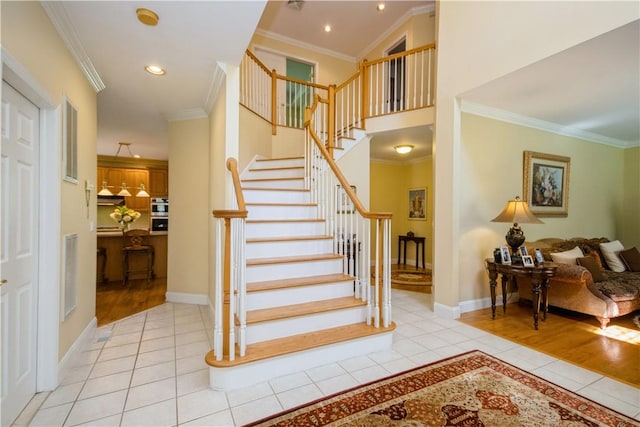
[287,0,304,10]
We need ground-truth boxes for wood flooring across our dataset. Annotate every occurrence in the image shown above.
[459,301,640,387]
[96,277,167,326]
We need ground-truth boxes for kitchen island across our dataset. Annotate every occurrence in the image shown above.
[97,230,168,283]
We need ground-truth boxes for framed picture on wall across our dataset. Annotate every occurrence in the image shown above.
[408,187,426,220]
[62,96,78,184]
[523,151,570,217]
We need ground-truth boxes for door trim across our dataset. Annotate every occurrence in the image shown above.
[2,47,61,391]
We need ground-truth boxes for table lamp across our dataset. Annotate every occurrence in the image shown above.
[491,196,543,263]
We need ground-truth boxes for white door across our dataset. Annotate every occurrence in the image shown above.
[1,81,39,426]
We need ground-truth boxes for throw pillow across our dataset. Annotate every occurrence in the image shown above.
[599,240,626,272]
[585,250,605,271]
[577,256,605,282]
[619,246,640,272]
[550,246,584,265]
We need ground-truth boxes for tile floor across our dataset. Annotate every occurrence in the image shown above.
[25,290,640,426]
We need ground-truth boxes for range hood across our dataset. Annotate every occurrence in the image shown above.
[97,195,126,206]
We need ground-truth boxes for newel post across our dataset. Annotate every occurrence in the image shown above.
[271,69,278,136]
[327,84,336,159]
[360,59,369,129]
[221,217,232,358]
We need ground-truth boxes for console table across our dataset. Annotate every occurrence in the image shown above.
[398,235,426,268]
[485,259,558,330]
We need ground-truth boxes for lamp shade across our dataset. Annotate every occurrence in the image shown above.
[491,196,543,225]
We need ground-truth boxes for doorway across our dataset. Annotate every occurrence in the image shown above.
[1,81,40,426]
[386,38,406,112]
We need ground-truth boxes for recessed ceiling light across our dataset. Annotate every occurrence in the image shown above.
[145,65,166,76]
[394,144,414,154]
[377,3,385,12]
[324,24,332,32]
[136,8,159,26]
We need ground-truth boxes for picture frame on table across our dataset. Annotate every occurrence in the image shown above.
[523,151,570,217]
[408,187,427,220]
[500,247,511,265]
[519,246,528,257]
[534,248,545,264]
[522,255,535,267]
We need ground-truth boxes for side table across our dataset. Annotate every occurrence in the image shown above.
[398,235,426,268]
[485,259,558,330]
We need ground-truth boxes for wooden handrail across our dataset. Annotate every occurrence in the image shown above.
[212,157,247,219]
[363,43,436,67]
[336,70,361,91]
[245,49,272,75]
[307,118,391,221]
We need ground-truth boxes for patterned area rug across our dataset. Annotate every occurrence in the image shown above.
[391,269,432,293]
[246,351,638,427]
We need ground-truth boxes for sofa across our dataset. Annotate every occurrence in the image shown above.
[517,237,640,329]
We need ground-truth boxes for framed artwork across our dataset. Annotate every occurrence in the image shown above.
[500,247,511,265]
[63,96,79,184]
[522,255,535,267]
[519,246,528,257]
[534,248,545,264]
[337,185,356,214]
[523,151,570,217]
[408,187,426,220]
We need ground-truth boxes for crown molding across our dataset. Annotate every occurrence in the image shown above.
[460,100,638,149]
[253,29,356,63]
[204,63,226,113]
[40,1,105,93]
[165,108,208,122]
[357,4,435,60]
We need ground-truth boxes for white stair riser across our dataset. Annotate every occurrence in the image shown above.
[245,221,324,238]
[246,258,343,282]
[245,168,304,180]
[210,332,393,391]
[242,179,305,190]
[243,307,366,344]
[246,239,333,258]
[253,158,304,169]
[243,189,310,204]
[245,281,355,310]
[247,205,316,220]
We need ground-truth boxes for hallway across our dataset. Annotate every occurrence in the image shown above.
[21,289,640,426]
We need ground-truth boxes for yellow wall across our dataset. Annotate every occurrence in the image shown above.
[167,118,210,297]
[370,157,433,265]
[434,1,638,312]
[2,1,98,360]
[239,105,272,170]
[249,33,357,86]
[362,11,436,60]
[623,146,640,249]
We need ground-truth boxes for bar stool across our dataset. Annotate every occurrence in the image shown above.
[122,229,155,285]
[96,247,108,283]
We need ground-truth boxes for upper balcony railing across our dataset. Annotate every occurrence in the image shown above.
[240,44,436,154]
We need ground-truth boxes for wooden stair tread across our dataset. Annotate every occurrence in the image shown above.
[247,253,342,266]
[255,156,303,162]
[242,177,304,182]
[249,166,303,172]
[246,218,324,224]
[242,187,309,192]
[206,322,396,367]
[247,296,364,324]
[247,273,354,292]
[246,202,316,207]
[246,235,333,243]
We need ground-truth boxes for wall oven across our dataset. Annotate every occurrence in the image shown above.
[151,198,169,217]
[150,198,168,232]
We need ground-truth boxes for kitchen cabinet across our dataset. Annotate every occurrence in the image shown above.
[97,166,108,189]
[124,169,149,211]
[148,168,168,197]
[106,168,125,191]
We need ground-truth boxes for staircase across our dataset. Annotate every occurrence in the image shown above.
[206,156,395,391]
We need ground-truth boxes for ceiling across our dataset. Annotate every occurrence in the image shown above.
[45,2,638,163]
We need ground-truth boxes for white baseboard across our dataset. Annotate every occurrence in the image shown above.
[58,316,97,383]
[433,302,461,320]
[165,291,208,305]
[459,293,517,314]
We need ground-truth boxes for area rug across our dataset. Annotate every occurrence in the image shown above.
[391,269,432,293]
[246,350,638,427]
